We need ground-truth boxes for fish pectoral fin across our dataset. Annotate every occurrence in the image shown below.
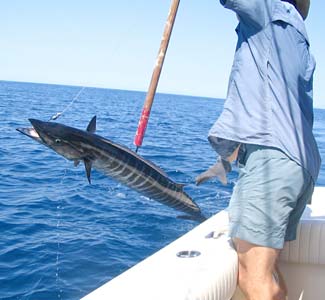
[84,158,93,184]
[196,159,229,186]
[86,116,97,133]
[74,160,80,167]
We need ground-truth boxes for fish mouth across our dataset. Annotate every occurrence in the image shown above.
[16,119,44,143]
[28,119,44,133]
[16,127,42,142]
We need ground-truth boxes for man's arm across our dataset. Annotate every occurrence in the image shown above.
[220,0,274,29]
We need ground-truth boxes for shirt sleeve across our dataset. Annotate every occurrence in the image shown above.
[219,0,274,29]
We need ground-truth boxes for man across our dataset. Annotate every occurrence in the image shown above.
[208,0,321,299]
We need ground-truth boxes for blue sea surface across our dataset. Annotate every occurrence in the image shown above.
[0,81,324,300]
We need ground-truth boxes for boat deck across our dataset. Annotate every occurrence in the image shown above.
[82,187,325,300]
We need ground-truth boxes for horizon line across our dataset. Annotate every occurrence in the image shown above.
[2,79,324,110]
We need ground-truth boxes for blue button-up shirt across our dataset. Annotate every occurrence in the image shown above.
[209,0,321,182]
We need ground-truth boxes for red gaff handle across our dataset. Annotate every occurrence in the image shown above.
[134,107,150,148]
[134,0,180,149]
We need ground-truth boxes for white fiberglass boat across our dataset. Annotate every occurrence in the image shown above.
[82,186,325,300]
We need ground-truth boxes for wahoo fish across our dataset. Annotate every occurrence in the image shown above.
[17,116,203,220]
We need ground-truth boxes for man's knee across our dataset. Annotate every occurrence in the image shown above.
[234,238,280,272]
[233,238,286,300]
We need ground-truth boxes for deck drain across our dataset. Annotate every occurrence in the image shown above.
[176,250,201,258]
[205,231,226,239]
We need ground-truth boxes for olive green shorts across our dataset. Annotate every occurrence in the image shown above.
[228,144,314,249]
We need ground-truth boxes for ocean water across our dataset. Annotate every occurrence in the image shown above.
[0,81,324,300]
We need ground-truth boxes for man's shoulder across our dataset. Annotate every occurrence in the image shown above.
[271,1,309,43]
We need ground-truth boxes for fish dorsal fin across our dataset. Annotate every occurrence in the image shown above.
[84,158,92,184]
[86,116,96,133]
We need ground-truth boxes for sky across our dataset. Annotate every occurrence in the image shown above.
[1,0,325,108]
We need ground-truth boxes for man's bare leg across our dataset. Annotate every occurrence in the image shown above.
[274,264,288,297]
[233,238,286,300]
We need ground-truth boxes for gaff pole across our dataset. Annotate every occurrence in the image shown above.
[134,0,180,152]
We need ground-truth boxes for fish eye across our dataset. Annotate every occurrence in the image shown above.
[55,138,62,144]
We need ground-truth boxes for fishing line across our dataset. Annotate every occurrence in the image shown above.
[55,167,68,300]
[48,1,142,124]
[49,86,86,121]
